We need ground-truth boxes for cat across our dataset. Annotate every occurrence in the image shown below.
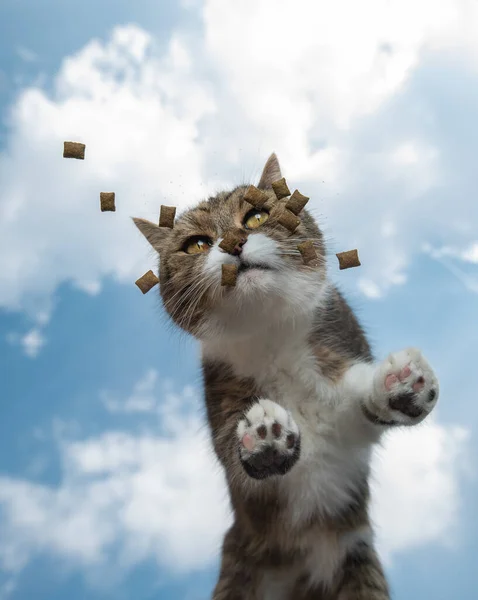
[133,153,439,600]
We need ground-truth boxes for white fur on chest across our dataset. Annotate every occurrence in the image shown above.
[269,357,370,526]
[203,330,371,525]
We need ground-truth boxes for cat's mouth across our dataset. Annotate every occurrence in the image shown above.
[237,262,273,274]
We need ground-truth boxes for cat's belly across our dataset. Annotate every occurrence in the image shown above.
[263,395,372,590]
[281,414,370,523]
[281,427,370,523]
[265,372,372,526]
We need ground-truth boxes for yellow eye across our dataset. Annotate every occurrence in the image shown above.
[183,236,212,254]
[244,209,269,230]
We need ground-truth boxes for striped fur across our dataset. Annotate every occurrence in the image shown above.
[134,153,439,599]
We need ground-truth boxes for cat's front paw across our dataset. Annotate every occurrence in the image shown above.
[364,348,439,426]
[237,399,300,479]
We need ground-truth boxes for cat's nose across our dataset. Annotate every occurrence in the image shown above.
[232,238,246,256]
[219,230,248,256]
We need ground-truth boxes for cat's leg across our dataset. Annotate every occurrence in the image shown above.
[236,398,301,479]
[212,559,253,600]
[316,542,390,600]
[341,347,439,432]
[335,540,390,600]
[290,540,389,600]
[212,525,259,600]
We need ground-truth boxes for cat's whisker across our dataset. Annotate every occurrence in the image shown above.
[170,288,207,326]
[183,279,214,332]
[167,275,211,323]
[280,239,323,245]
[166,284,202,322]
[181,279,209,316]
[165,271,206,310]
[174,271,215,320]
[172,275,208,308]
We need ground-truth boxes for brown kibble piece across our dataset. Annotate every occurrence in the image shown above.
[135,270,159,294]
[63,141,85,160]
[271,177,291,200]
[297,241,320,266]
[100,192,115,212]
[221,263,237,286]
[243,185,269,209]
[277,209,300,233]
[219,230,246,255]
[159,205,176,228]
[336,249,361,270]
[286,190,309,215]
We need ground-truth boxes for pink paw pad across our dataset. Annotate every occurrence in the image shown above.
[242,433,255,451]
[399,366,411,380]
[385,363,426,392]
[413,376,425,393]
[385,374,398,390]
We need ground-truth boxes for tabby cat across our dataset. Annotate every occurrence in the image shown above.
[134,154,439,599]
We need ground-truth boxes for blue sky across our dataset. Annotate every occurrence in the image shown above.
[0,1,477,599]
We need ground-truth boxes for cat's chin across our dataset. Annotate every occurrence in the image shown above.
[233,266,281,296]
[199,274,329,340]
[237,266,273,282]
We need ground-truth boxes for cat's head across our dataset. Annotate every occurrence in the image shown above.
[133,154,327,340]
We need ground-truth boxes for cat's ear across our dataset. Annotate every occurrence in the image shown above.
[133,217,170,252]
[258,153,282,190]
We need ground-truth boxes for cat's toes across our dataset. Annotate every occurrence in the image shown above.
[237,399,300,479]
[373,348,439,425]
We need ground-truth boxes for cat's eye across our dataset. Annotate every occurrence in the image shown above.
[243,209,269,230]
[183,236,213,254]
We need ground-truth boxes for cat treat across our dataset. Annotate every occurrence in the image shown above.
[297,241,320,266]
[63,141,85,160]
[336,249,361,270]
[221,263,238,286]
[100,192,116,212]
[271,177,291,200]
[286,190,309,215]
[219,230,246,255]
[243,185,269,209]
[159,205,176,228]
[277,208,301,233]
[135,270,159,294]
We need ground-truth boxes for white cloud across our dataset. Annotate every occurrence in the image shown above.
[15,46,38,63]
[463,243,478,264]
[0,372,231,585]
[358,279,383,299]
[101,368,159,413]
[204,0,456,130]
[423,241,478,264]
[203,1,478,297]
[422,243,478,293]
[1,2,478,323]
[6,327,46,358]
[371,421,470,561]
[21,328,46,357]
[0,25,218,321]
[0,371,471,591]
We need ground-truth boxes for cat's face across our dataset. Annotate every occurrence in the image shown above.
[134,154,327,340]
